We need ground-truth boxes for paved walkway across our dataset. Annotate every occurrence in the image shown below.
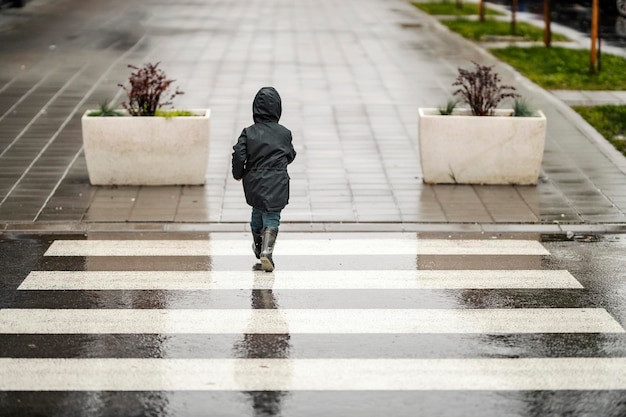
[0,0,626,233]
[552,90,626,106]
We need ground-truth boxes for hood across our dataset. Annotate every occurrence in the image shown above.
[253,87,282,123]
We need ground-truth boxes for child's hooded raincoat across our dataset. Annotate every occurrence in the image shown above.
[232,87,296,211]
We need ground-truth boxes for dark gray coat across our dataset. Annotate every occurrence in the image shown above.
[232,87,296,211]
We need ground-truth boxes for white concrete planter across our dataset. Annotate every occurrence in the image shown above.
[81,110,210,186]
[418,108,546,185]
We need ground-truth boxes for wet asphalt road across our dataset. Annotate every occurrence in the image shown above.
[1,232,626,416]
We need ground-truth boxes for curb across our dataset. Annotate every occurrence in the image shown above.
[2,221,626,235]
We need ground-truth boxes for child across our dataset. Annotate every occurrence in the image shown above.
[232,87,297,272]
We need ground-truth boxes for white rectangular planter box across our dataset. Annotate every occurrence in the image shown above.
[418,108,546,185]
[81,110,210,186]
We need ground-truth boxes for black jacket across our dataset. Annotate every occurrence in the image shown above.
[232,87,296,211]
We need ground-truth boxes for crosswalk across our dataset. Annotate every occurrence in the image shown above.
[42,238,551,256]
[17,269,583,290]
[1,233,625,411]
[5,358,626,391]
[3,308,621,334]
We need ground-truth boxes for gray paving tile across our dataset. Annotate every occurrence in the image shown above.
[0,0,625,230]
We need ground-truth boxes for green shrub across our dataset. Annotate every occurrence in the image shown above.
[87,101,123,117]
[154,109,196,118]
[438,99,459,115]
[513,98,536,117]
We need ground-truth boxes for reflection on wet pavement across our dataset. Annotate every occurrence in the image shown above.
[233,274,292,416]
[2,232,626,416]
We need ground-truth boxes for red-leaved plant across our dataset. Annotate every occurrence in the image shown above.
[119,62,184,116]
[452,62,519,116]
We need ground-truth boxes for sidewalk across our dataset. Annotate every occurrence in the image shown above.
[0,0,625,234]
[552,90,626,106]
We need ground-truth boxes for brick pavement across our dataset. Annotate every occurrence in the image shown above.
[1,0,626,233]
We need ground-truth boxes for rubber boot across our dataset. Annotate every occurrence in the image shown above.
[260,227,278,272]
[252,232,262,259]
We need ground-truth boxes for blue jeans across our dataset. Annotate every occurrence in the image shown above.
[250,208,281,234]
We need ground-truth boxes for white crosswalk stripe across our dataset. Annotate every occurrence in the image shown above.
[2,308,621,334]
[3,357,626,391]
[44,238,550,257]
[19,270,584,290]
[2,234,625,395]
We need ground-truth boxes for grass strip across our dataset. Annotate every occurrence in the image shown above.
[442,19,569,42]
[412,2,503,16]
[491,46,626,90]
[573,105,626,157]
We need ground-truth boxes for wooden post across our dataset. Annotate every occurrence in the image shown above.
[511,0,518,34]
[479,0,485,22]
[590,0,599,74]
[598,19,602,72]
[543,0,551,47]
